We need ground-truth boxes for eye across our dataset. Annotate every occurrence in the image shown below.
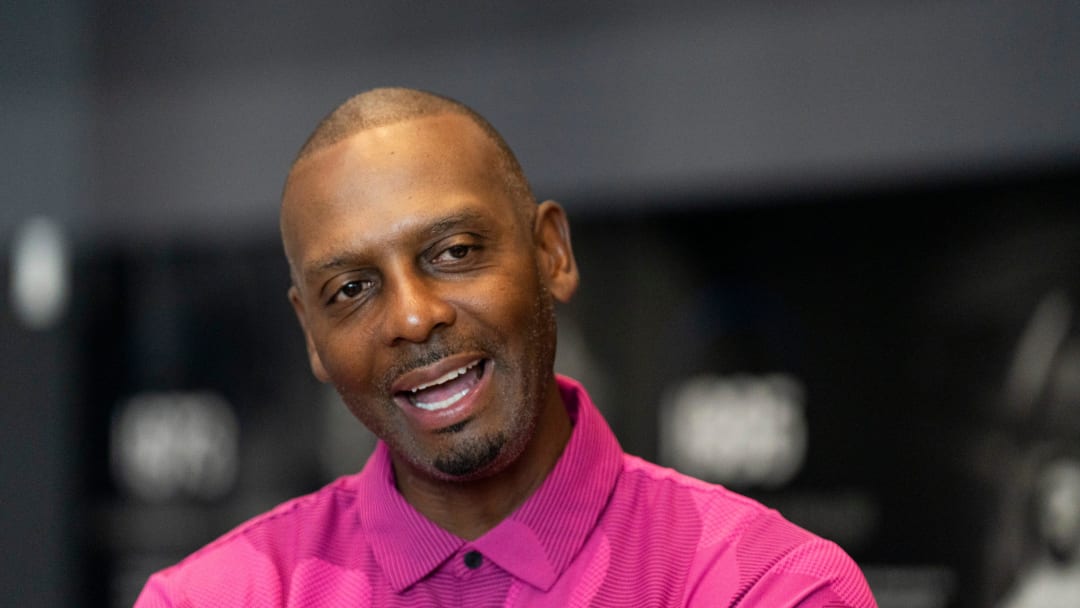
[329,279,372,304]
[445,244,471,259]
[432,243,478,264]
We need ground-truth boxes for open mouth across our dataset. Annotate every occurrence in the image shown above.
[400,359,488,411]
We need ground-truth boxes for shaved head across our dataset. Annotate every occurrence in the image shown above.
[290,87,533,205]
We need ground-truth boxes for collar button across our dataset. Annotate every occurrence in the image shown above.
[464,550,483,570]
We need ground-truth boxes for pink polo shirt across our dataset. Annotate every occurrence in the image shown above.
[135,376,876,607]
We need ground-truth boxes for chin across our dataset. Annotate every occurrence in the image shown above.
[431,431,507,478]
[432,417,536,482]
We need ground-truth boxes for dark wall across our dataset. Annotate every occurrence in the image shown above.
[7,1,1080,241]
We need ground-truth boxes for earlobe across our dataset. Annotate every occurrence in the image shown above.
[288,285,331,383]
[534,200,580,303]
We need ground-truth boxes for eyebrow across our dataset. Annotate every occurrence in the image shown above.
[427,209,485,237]
[302,209,489,279]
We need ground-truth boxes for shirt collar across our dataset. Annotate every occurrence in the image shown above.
[355,443,464,591]
[475,375,623,590]
[356,375,623,593]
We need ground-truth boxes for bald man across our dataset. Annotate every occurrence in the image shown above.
[135,88,876,607]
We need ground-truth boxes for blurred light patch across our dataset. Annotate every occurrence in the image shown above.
[1037,458,1080,562]
[1005,290,1072,418]
[660,373,807,488]
[9,216,70,330]
[111,391,239,502]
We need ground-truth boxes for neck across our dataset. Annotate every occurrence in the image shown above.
[392,382,572,540]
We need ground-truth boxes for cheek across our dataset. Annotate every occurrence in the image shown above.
[460,287,539,342]
[315,324,380,387]
[480,265,545,321]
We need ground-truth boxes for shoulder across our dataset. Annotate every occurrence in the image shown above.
[614,453,771,531]
[611,454,785,555]
[135,474,367,607]
[613,455,877,607]
[183,473,363,566]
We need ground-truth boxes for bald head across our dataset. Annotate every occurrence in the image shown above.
[290,88,533,205]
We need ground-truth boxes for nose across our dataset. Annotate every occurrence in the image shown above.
[380,264,456,345]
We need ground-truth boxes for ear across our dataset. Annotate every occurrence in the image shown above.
[533,200,579,303]
[288,285,331,383]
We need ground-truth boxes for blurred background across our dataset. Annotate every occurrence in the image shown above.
[3,1,1080,606]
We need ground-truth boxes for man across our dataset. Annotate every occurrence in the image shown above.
[135,88,876,606]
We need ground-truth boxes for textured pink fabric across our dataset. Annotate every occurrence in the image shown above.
[135,376,876,607]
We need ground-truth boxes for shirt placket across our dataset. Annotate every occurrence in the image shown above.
[449,546,512,606]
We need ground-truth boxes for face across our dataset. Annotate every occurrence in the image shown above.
[282,114,578,483]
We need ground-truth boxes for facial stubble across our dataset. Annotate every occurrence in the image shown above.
[336,266,559,482]
[429,275,557,479]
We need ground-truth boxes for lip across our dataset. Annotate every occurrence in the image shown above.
[390,352,492,432]
[391,351,487,394]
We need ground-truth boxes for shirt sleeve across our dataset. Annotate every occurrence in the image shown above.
[133,574,175,608]
[735,538,877,608]
[130,535,285,608]
[684,505,877,608]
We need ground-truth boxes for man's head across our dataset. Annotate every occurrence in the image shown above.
[293,87,532,216]
[281,88,578,484]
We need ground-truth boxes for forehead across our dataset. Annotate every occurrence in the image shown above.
[281,114,521,271]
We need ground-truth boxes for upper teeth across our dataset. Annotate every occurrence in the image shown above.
[410,360,480,393]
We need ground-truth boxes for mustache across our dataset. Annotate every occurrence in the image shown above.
[378,336,496,392]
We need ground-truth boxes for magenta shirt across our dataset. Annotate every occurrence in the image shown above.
[136,376,876,607]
